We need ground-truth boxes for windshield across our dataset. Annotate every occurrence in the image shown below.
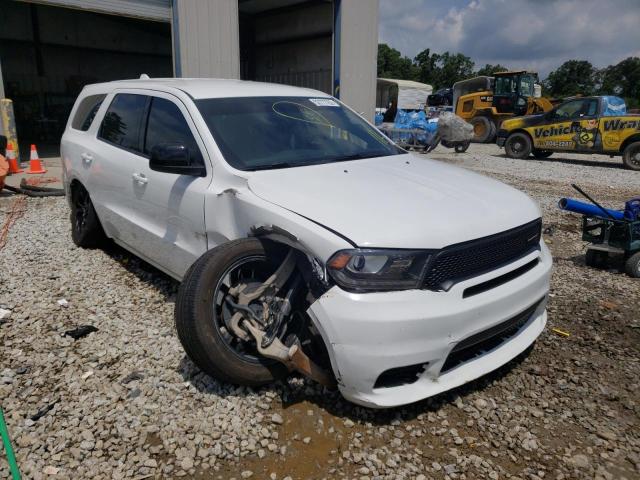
[196,96,405,171]
[494,76,515,95]
[519,75,535,97]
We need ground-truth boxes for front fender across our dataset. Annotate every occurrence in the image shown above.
[204,188,353,265]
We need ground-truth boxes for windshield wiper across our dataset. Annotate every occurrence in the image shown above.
[325,153,383,163]
[249,162,293,171]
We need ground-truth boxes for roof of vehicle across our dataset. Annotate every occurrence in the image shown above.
[377,78,433,90]
[84,77,330,100]
[494,70,536,76]
[560,95,619,102]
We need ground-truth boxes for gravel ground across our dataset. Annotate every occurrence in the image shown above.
[1,144,639,480]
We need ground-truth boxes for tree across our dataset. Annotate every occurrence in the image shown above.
[476,64,509,77]
[544,60,598,97]
[433,52,475,89]
[599,57,640,108]
[377,44,417,80]
[413,50,475,89]
[414,48,438,85]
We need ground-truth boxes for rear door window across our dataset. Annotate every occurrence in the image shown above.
[71,94,106,131]
[143,97,203,164]
[98,93,148,152]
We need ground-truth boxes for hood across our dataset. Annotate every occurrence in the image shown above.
[247,154,540,249]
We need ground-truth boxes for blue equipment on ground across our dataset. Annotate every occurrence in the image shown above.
[624,198,640,221]
[558,198,624,220]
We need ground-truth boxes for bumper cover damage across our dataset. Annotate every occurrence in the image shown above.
[307,243,552,408]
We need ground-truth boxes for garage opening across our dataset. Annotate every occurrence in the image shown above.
[0,0,172,158]
[239,0,334,95]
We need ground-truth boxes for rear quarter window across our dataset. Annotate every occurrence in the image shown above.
[98,93,148,152]
[71,94,106,131]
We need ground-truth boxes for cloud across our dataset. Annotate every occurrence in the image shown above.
[378,0,640,77]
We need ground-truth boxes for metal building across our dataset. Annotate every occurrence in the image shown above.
[0,0,378,155]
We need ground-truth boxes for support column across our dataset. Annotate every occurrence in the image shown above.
[334,0,378,121]
[172,0,240,79]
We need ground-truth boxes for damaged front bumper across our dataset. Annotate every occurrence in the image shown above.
[307,243,552,408]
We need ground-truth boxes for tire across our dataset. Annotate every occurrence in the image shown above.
[175,238,290,387]
[532,149,553,159]
[454,141,470,153]
[504,132,533,159]
[470,116,495,143]
[625,251,640,278]
[70,184,105,247]
[622,141,640,171]
[585,249,609,269]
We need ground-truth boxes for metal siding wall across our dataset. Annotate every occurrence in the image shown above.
[174,0,239,79]
[25,0,172,21]
[338,0,378,121]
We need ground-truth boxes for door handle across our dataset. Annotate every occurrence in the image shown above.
[81,152,93,164]
[131,172,148,185]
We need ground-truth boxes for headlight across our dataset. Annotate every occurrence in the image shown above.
[327,249,432,292]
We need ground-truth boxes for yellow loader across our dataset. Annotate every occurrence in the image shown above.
[453,71,554,142]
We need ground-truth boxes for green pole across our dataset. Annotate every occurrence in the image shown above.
[0,407,21,480]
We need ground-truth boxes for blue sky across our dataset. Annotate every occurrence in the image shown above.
[378,0,640,78]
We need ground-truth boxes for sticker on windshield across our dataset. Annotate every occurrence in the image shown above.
[309,98,339,107]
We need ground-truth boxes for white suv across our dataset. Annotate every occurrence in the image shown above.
[61,78,552,408]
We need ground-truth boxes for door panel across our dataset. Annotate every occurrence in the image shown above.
[90,93,148,243]
[530,98,600,151]
[128,93,209,278]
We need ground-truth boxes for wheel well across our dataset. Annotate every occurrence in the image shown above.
[620,134,640,153]
[69,179,85,197]
[506,129,533,143]
[245,236,335,372]
[249,231,329,300]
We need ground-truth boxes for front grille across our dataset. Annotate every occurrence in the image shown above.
[440,298,544,373]
[422,218,542,291]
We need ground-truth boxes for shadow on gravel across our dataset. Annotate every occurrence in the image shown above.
[567,253,625,273]
[180,342,535,425]
[491,153,626,170]
[101,240,179,301]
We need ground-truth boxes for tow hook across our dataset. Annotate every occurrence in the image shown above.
[242,320,336,389]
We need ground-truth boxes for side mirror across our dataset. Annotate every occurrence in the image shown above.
[149,143,206,177]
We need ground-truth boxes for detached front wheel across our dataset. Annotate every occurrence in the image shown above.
[175,239,293,386]
[505,132,533,159]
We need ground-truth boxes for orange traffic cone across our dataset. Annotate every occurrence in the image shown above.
[6,142,23,174]
[26,144,46,174]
